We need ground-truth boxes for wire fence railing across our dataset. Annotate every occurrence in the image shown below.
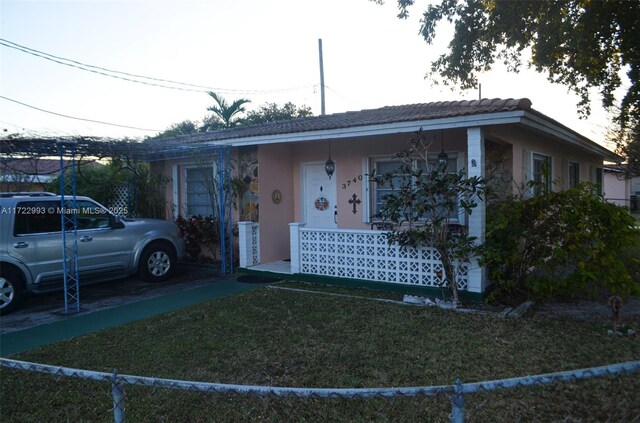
[1,357,639,422]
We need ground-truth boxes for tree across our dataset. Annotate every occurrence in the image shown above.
[483,181,640,299]
[201,91,250,130]
[374,131,484,305]
[613,116,640,177]
[240,102,313,125]
[47,159,169,219]
[157,100,313,138]
[377,0,640,163]
[150,120,200,139]
[621,130,640,177]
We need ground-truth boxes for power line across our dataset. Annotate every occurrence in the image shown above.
[325,86,359,109]
[0,120,39,133]
[0,96,161,132]
[0,38,316,95]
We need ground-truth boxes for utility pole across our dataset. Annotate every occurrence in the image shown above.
[318,38,326,115]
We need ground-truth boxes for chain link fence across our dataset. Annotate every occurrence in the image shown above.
[1,357,639,422]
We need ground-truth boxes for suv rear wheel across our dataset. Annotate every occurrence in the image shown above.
[0,268,25,315]
[138,242,176,282]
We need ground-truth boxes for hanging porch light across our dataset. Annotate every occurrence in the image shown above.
[325,157,335,179]
[325,139,335,178]
[437,129,448,169]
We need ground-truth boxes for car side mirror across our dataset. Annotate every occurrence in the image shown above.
[109,214,125,229]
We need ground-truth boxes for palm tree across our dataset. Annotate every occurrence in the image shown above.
[203,92,250,130]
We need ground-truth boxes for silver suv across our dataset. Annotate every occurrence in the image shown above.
[0,192,185,315]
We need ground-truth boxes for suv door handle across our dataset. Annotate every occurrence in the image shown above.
[13,242,29,248]
[80,235,93,242]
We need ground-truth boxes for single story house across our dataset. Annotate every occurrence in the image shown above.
[151,98,619,300]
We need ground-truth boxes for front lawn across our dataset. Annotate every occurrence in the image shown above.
[1,286,639,421]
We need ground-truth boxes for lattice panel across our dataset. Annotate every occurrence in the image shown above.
[251,223,260,265]
[110,185,129,214]
[299,229,468,290]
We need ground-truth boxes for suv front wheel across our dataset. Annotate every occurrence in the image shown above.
[0,268,25,315]
[138,242,176,282]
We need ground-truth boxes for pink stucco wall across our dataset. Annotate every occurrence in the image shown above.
[289,130,468,229]
[257,144,295,263]
[486,126,604,192]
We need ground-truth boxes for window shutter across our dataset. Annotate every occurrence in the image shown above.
[549,156,555,191]
[362,157,370,223]
[522,149,533,198]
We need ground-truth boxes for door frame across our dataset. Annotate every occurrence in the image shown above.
[301,162,337,228]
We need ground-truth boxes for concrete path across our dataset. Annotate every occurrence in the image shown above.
[0,277,270,357]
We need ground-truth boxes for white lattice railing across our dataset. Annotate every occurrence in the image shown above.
[289,223,468,290]
[238,222,260,267]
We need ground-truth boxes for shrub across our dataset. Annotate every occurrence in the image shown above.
[483,183,640,299]
[175,215,219,262]
[374,131,485,305]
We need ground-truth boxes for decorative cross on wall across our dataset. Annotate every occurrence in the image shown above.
[348,194,361,215]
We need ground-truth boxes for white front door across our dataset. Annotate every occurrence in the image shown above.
[303,163,337,229]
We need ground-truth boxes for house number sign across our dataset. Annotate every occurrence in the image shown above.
[341,174,363,190]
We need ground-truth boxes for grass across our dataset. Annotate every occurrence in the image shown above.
[1,286,639,421]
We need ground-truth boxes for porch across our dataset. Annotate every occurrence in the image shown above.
[238,222,486,297]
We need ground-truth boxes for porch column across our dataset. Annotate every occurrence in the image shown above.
[467,127,487,293]
[238,222,259,267]
[289,222,305,274]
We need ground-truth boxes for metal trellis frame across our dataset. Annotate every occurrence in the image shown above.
[127,158,138,218]
[57,141,81,314]
[3,137,237,278]
[217,146,233,274]
[144,142,235,275]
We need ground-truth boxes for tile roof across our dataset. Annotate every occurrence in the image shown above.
[167,98,533,144]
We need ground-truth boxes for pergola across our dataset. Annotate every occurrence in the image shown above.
[1,136,234,313]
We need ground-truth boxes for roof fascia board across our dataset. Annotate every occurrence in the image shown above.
[204,111,526,147]
[520,111,619,161]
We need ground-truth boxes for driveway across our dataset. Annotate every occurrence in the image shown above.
[0,265,276,356]
[0,264,226,336]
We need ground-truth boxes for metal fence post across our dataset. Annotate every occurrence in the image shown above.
[450,378,464,423]
[111,370,126,423]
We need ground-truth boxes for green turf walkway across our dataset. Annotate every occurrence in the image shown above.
[0,278,270,357]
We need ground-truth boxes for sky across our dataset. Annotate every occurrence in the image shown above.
[0,0,620,151]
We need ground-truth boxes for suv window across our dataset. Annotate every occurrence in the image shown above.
[74,200,111,230]
[14,201,61,235]
[13,199,113,235]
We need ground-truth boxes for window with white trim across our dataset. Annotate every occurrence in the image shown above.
[372,159,404,216]
[595,167,603,195]
[568,161,580,189]
[532,153,552,196]
[371,154,460,222]
[185,166,214,216]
